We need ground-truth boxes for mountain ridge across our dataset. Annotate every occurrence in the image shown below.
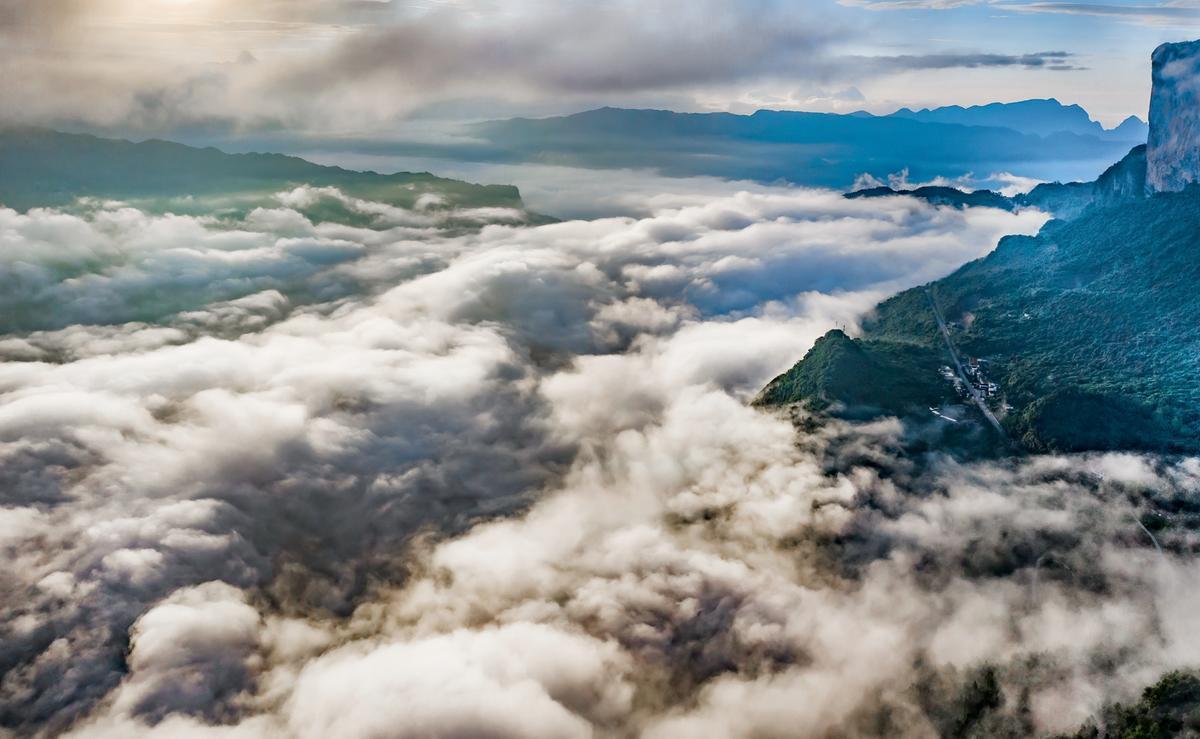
[757,39,1200,455]
[0,126,527,214]
[471,101,1142,188]
[845,144,1147,221]
[888,98,1146,140]
[759,184,1200,453]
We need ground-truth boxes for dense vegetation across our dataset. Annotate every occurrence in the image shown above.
[846,186,1016,211]
[754,329,951,417]
[848,145,1147,222]
[909,668,1200,738]
[924,187,1200,452]
[1060,671,1200,738]
[761,179,1200,454]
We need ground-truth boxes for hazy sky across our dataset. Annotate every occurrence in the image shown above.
[1,0,1197,134]
[4,4,1200,736]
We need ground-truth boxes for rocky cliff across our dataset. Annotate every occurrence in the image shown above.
[1147,39,1200,193]
[774,39,1200,454]
[1091,144,1148,207]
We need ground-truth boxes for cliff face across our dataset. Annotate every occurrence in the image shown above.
[1010,145,1145,218]
[1147,39,1200,193]
[1093,144,1147,207]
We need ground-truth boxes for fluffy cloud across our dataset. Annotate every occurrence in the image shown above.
[5,180,1196,737]
[283,624,632,739]
[0,0,841,132]
[0,0,1094,134]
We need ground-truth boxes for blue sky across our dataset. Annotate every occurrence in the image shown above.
[0,0,1196,132]
[827,0,1198,122]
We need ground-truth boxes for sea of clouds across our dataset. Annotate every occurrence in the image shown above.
[1,182,1197,737]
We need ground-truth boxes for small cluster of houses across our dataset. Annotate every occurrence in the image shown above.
[939,358,1001,400]
[966,357,1000,397]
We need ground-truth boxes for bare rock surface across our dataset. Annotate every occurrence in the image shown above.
[1147,39,1200,193]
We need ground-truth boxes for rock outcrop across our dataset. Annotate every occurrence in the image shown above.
[1092,144,1148,207]
[1147,39,1200,193]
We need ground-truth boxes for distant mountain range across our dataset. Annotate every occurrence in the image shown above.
[757,40,1200,455]
[470,99,1145,188]
[885,98,1146,141]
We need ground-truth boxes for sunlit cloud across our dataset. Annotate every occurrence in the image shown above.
[0,180,1068,733]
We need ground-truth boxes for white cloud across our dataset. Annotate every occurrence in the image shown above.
[283,624,631,739]
[0,0,1106,135]
[0,0,845,132]
[4,180,1195,737]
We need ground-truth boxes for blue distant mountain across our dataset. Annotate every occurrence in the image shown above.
[1113,114,1152,140]
[887,98,1147,141]
[470,100,1146,188]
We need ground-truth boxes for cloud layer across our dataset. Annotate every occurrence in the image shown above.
[0,0,1103,134]
[3,181,1197,737]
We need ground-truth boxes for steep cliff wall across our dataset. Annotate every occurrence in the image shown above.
[1147,39,1200,193]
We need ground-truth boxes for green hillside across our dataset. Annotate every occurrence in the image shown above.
[759,185,1200,454]
[755,329,951,418]
[845,186,1016,211]
[0,127,526,217]
[846,145,1147,221]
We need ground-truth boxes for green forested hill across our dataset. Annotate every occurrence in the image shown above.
[760,186,1200,453]
[0,127,525,215]
[755,329,952,417]
[845,145,1147,221]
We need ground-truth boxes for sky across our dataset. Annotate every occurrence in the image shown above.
[1,0,1197,137]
